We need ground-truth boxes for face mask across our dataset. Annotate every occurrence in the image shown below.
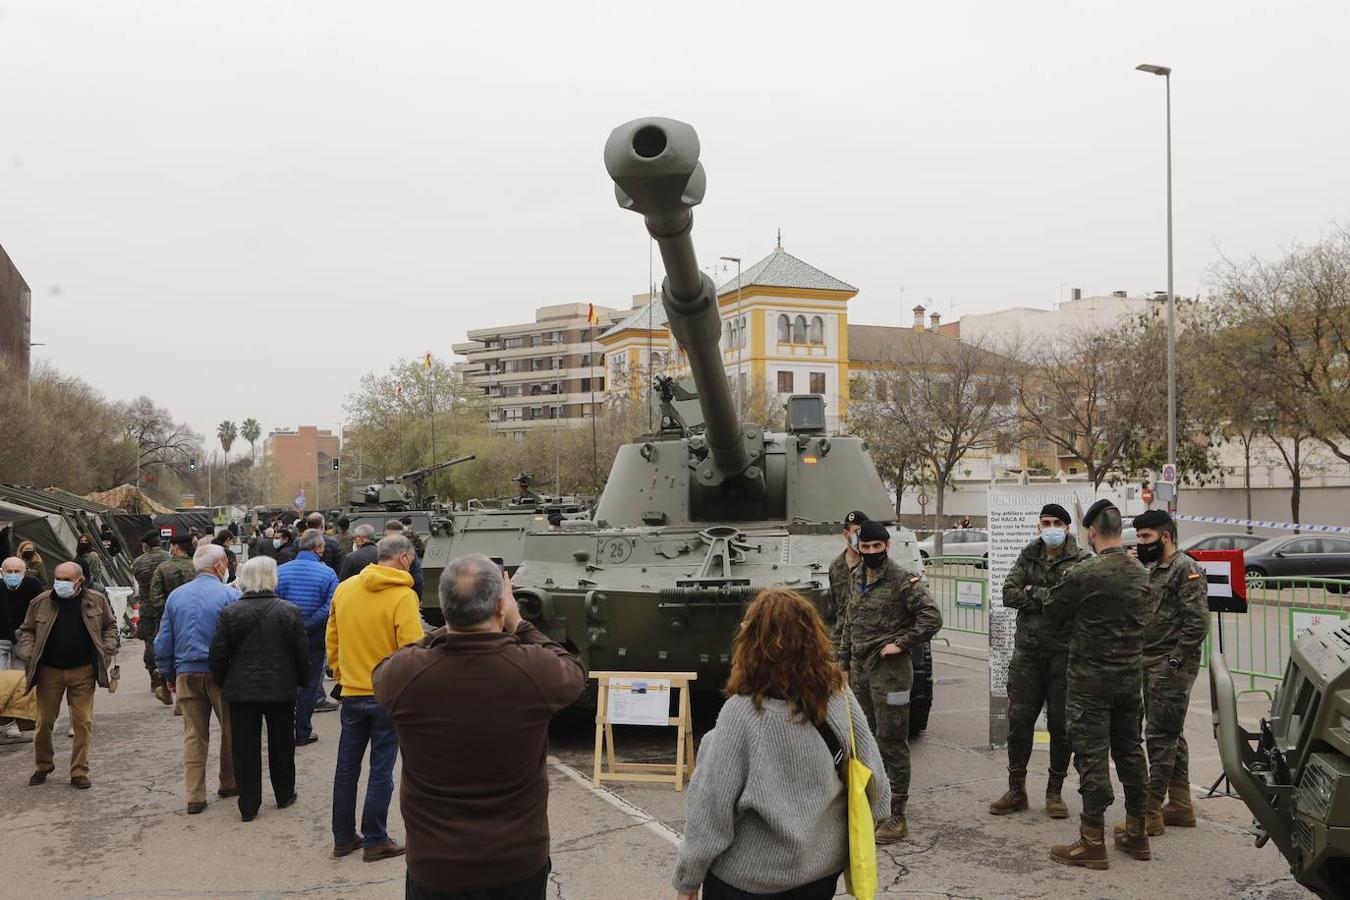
[53,579,78,599]
[847,533,860,550]
[20,549,34,560]
[862,550,888,571]
[77,543,93,555]
[1040,528,1066,548]
[272,539,283,549]
[2,573,22,589]
[1136,539,1164,565]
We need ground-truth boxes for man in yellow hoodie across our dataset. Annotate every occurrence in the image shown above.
[326,534,424,863]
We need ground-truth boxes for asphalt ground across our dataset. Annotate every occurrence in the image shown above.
[1,639,1311,900]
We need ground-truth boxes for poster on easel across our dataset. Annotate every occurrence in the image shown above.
[606,677,672,726]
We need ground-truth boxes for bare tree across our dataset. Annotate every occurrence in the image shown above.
[855,333,1020,553]
[1017,324,1157,490]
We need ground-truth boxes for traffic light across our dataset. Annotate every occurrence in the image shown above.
[188,457,197,470]
[332,457,341,471]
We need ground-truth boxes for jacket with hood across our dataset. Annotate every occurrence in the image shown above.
[326,564,424,696]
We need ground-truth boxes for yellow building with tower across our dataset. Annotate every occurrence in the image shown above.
[598,243,857,430]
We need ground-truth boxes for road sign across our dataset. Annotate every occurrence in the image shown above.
[294,491,306,510]
[918,492,930,507]
[1161,463,1177,484]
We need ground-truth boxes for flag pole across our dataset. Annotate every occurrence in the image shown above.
[589,305,599,488]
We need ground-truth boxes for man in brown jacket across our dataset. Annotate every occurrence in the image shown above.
[373,554,586,900]
[18,561,120,788]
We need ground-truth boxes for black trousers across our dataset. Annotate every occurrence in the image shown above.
[228,700,296,818]
[703,871,841,900]
[406,861,550,900]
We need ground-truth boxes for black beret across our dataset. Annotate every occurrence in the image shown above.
[1082,498,1118,529]
[843,510,869,526]
[1133,509,1173,530]
[1039,503,1071,526]
[168,533,194,548]
[141,530,163,545]
[858,520,890,543]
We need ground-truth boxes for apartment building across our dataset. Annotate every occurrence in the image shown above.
[453,302,619,437]
[0,243,32,379]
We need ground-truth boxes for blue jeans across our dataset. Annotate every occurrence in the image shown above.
[295,637,327,740]
[332,695,399,847]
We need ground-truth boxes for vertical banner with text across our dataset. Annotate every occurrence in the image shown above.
[986,484,1097,748]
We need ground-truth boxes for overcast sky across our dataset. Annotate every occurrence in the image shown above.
[3,1,1348,451]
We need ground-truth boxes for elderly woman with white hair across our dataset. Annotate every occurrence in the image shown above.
[209,555,311,822]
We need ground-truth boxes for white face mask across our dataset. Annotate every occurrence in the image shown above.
[53,579,78,599]
[1040,527,1067,548]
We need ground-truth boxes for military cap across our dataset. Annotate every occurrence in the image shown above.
[1082,498,1117,529]
[1132,509,1173,530]
[843,510,869,527]
[141,530,163,546]
[858,520,890,543]
[168,533,194,549]
[1039,503,1071,526]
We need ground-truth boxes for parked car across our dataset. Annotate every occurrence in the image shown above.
[918,529,988,565]
[1241,535,1350,585]
[1181,532,1269,554]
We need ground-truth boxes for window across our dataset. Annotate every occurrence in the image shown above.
[777,314,791,342]
[1284,539,1321,555]
[874,380,887,402]
[809,371,825,394]
[501,407,523,422]
[809,315,824,344]
[792,315,807,343]
[722,321,732,350]
[777,371,795,393]
[504,337,524,349]
[1323,539,1350,554]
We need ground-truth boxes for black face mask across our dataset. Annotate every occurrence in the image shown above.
[20,550,34,560]
[1136,540,1164,565]
[862,550,888,571]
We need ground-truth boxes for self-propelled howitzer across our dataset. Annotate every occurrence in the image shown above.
[508,117,921,687]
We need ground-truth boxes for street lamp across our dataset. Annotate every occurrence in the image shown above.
[1136,62,1176,509]
[720,256,743,416]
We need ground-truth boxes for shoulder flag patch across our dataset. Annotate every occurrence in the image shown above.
[1188,573,1202,580]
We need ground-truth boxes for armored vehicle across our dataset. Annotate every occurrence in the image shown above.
[1211,621,1350,898]
[508,117,922,689]
[346,463,588,623]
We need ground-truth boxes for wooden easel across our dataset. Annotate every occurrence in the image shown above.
[591,671,697,791]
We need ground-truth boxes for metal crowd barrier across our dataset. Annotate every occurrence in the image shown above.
[921,555,990,639]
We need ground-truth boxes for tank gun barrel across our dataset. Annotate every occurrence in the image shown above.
[398,454,476,483]
[604,118,754,486]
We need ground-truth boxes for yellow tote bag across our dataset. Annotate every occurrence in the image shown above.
[843,699,878,900]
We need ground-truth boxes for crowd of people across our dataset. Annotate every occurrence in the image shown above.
[0,494,1210,898]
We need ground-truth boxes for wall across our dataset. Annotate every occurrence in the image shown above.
[263,427,342,510]
[0,244,32,378]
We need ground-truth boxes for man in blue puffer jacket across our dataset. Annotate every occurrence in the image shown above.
[277,529,339,746]
[155,543,241,813]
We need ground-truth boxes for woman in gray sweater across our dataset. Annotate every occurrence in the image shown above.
[675,589,891,899]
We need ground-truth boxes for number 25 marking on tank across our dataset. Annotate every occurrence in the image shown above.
[601,538,633,563]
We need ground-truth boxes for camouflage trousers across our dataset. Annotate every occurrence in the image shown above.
[139,617,161,688]
[1005,644,1070,775]
[1065,684,1148,823]
[1143,655,1201,800]
[850,651,914,810]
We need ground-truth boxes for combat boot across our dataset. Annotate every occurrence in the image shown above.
[1050,817,1108,870]
[1114,797,1165,838]
[875,796,908,844]
[1162,781,1197,827]
[989,767,1029,815]
[1112,815,1153,860]
[1045,769,1069,819]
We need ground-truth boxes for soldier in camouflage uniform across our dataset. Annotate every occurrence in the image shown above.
[991,503,1089,819]
[1043,499,1152,869]
[400,516,426,558]
[829,511,868,656]
[1117,509,1210,838]
[145,535,197,705]
[130,532,171,694]
[838,519,943,843]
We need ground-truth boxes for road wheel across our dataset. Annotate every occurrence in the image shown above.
[1245,567,1265,590]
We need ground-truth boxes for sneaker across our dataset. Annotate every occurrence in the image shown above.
[2,721,21,740]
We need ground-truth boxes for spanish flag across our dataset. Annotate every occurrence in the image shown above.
[587,303,599,326]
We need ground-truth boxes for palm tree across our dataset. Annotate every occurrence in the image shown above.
[240,418,261,462]
[217,420,237,456]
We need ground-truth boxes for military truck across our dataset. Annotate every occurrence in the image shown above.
[1211,620,1350,898]
[508,117,923,691]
